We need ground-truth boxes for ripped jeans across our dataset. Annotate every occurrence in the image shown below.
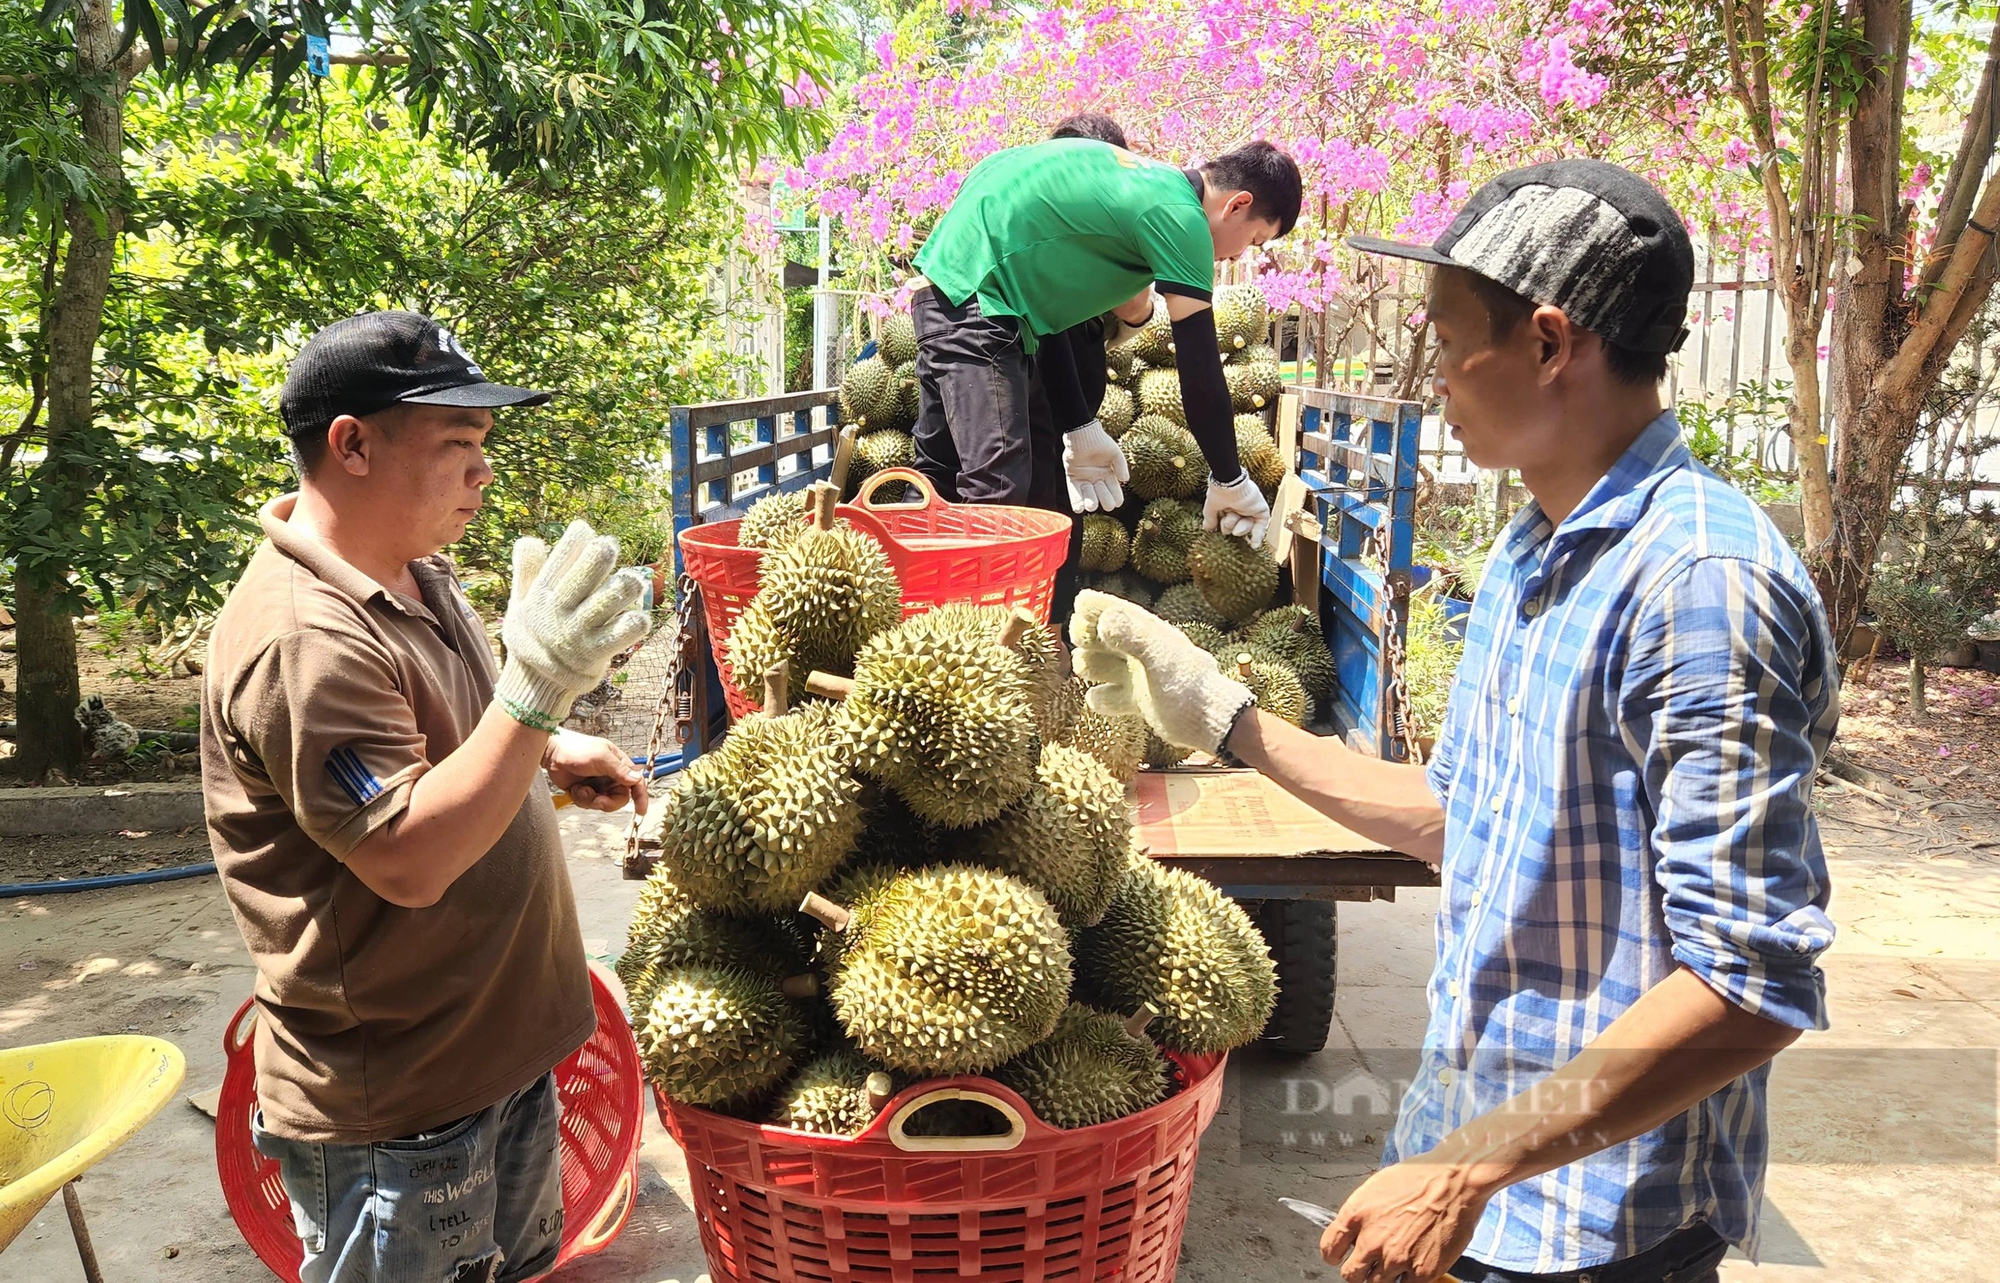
[251,1073,564,1283]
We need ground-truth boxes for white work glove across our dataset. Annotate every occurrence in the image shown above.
[1063,419,1131,514]
[494,520,652,732]
[1204,470,1272,549]
[1069,590,1254,755]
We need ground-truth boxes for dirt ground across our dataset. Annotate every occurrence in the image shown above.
[2,795,1996,1282]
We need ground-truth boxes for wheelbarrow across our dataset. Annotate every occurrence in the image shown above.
[0,1035,187,1281]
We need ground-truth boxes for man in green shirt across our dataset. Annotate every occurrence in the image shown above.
[911,138,1301,548]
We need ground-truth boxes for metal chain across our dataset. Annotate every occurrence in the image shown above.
[623,574,702,872]
[1370,524,1425,767]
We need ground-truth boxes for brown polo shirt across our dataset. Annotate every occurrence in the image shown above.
[201,494,594,1144]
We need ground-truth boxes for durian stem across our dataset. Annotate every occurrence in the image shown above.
[779,973,820,999]
[865,1072,894,1113]
[999,608,1036,651]
[798,892,853,932]
[832,424,859,490]
[803,671,854,701]
[763,663,790,715]
[810,482,840,530]
[1235,652,1255,679]
[1123,1003,1160,1038]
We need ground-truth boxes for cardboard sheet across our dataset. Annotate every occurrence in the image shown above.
[1133,768,1388,857]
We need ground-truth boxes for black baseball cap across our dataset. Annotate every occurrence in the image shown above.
[279,310,551,441]
[1349,159,1695,354]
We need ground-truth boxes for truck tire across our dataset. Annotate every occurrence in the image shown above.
[1249,898,1337,1054]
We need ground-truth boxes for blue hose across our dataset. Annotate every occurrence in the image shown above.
[0,862,217,897]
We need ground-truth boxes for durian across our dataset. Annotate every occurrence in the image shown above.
[811,865,1073,1074]
[1105,343,1137,385]
[1098,383,1137,439]
[881,312,919,366]
[1056,680,1150,784]
[825,607,1040,827]
[1144,730,1193,769]
[1136,367,1186,427]
[1130,498,1202,584]
[1085,569,1154,609]
[1074,853,1277,1054]
[639,964,808,1106]
[846,429,915,502]
[1123,295,1175,367]
[1123,418,1207,501]
[769,1050,898,1136]
[1225,358,1283,413]
[993,1005,1170,1128]
[653,700,864,912]
[1228,649,1308,727]
[618,871,811,1011]
[1247,606,1333,715]
[965,743,1131,928]
[727,488,902,683]
[840,355,896,427]
[1214,283,1270,354]
[738,489,811,551]
[1154,581,1228,629]
[1080,513,1131,573]
[1235,414,1286,492]
[1187,530,1279,624]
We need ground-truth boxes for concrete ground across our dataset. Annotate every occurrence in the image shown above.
[2,799,1995,1282]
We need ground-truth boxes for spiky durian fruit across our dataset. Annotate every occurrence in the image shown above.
[1105,343,1137,385]
[881,312,919,366]
[738,489,811,551]
[1154,581,1228,630]
[840,355,896,428]
[727,505,901,684]
[769,1050,897,1136]
[639,964,808,1106]
[857,788,945,871]
[1123,295,1175,366]
[1055,679,1150,784]
[1225,649,1308,727]
[1187,531,1279,625]
[846,428,916,502]
[1144,730,1193,770]
[1247,606,1333,715]
[821,865,1072,1074]
[835,609,1039,827]
[1080,513,1131,573]
[1074,854,1277,1054]
[1123,419,1207,501]
[1136,368,1185,427]
[1098,383,1137,439]
[1235,342,1279,366]
[1085,570,1154,609]
[1235,414,1286,492]
[1225,358,1283,413]
[811,860,905,978]
[993,1005,1170,1129]
[1131,498,1202,585]
[1176,620,1233,655]
[654,703,864,912]
[618,870,811,1012]
[914,603,1068,746]
[1214,283,1270,354]
[965,743,1131,928]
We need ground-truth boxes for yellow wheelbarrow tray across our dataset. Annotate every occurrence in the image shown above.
[0,1035,186,1270]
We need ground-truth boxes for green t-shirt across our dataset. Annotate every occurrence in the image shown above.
[915,138,1214,352]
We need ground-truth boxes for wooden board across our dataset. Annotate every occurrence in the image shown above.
[1134,767,1391,857]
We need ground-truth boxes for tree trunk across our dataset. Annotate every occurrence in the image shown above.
[1908,652,1925,721]
[13,0,123,779]
[1782,318,1834,554]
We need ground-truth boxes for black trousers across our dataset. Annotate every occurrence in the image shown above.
[1448,1222,1729,1283]
[911,286,1084,622]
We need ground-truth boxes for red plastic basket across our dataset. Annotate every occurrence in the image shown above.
[656,1050,1226,1282]
[678,468,1074,719]
[215,966,645,1280]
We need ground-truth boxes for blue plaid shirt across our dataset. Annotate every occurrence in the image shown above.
[1384,411,1838,1271]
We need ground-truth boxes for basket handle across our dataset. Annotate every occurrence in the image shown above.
[854,466,943,512]
[224,997,257,1055]
[571,1163,634,1252]
[885,1086,1033,1153]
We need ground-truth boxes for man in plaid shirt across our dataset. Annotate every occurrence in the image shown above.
[1070,160,1836,1283]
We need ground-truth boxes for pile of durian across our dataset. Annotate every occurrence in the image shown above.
[834,310,920,502]
[624,482,1279,1137]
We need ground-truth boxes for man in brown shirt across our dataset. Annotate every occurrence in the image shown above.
[201,311,650,1283]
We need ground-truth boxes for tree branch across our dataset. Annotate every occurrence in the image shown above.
[1917,13,2000,298]
[1882,167,2000,398]
[0,39,408,86]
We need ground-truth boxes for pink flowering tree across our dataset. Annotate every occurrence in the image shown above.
[789,0,1744,364]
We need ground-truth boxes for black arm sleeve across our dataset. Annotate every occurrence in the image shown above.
[1171,309,1242,484]
[1034,324,1095,435]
